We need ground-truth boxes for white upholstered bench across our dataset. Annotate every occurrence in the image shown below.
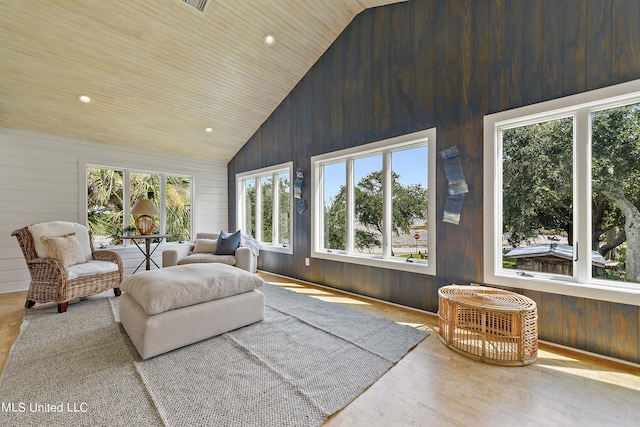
[119,263,265,359]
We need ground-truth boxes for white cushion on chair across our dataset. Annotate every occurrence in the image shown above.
[66,260,120,280]
[29,221,93,261]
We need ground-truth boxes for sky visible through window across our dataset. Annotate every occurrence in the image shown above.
[323,147,428,203]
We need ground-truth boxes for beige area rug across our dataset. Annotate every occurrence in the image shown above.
[0,283,427,426]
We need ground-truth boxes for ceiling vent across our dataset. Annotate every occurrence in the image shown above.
[181,0,209,13]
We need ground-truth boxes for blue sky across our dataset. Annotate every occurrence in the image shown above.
[323,146,428,202]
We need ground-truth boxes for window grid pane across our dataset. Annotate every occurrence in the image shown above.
[354,155,383,255]
[391,146,429,262]
[278,172,290,246]
[244,179,256,238]
[165,176,191,242]
[501,117,574,277]
[87,168,123,247]
[323,162,347,251]
[130,173,161,236]
[591,102,640,284]
[260,176,274,244]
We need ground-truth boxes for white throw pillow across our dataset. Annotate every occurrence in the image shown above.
[193,238,217,254]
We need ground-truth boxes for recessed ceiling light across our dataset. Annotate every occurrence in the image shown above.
[205,127,213,133]
[263,34,276,47]
[76,94,92,104]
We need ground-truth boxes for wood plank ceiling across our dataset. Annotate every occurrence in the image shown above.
[0,0,405,163]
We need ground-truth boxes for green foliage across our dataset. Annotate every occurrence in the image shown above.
[502,102,640,280]
[324,170,428,253]
[165,176,191,242]
[355,229,381,253]
[502,117,573,247]
[592,105,640,194]
[87,168,124,244]
[589,105,640,257]
[87,169,191,245]
[244,180,257,237]
[355,170,428,236]
[278,176,290,244]
[325,187,347,250]
[597,269,627,281]
[243,175,290,243]
[123,224,138,234]
[261,177,273,242]
[502,257,517,269]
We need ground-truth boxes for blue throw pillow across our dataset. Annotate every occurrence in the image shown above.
[215,230,241,255]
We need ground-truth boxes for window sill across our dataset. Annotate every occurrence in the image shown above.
[96,245,144,254]
[312,250,434,275]
[487,272,640,306]
[95,241,178,252]
[260,244,293,255]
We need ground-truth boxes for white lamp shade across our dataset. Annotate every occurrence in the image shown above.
[131,199,159,215]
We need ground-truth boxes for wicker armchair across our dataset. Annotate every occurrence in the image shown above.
[11,221,123,313]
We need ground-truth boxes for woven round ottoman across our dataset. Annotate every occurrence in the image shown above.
[438,285,538,366]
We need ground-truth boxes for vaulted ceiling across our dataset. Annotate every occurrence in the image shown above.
[0,0,406,163]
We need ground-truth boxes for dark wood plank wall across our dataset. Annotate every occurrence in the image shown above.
[228,0,640,363]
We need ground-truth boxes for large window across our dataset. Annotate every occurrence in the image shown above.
[87,166,192,247]
[236,162,293,253]
[484,79,640,305]
[311,129,436,274]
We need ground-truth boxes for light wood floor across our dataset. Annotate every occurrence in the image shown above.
[2,272,639,426]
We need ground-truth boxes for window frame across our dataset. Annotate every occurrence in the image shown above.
[236,162,294,254]
[484,78,640,305]
[82,162,194,247]
[311,128,437,275]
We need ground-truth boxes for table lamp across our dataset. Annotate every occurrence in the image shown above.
[130,199,159,235]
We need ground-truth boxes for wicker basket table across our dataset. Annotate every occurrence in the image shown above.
[438,285,538,366]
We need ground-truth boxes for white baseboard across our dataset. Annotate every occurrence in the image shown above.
[0,281,29,294]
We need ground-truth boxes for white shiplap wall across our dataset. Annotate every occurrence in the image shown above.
[0,128,228,293]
